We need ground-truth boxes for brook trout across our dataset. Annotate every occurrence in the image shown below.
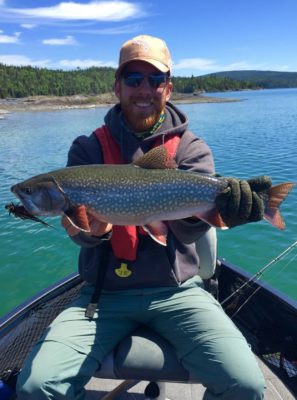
[10,146,294,244]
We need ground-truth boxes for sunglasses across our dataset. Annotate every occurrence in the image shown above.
[121,72,169,88]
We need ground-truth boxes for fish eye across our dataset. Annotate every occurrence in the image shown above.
[24,187,32,194]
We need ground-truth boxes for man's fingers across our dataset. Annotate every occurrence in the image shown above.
[247,176,272,192]
[249,192,264,222]
[226,178,241,215]
[61,216,80,236]
[238,180,252,219]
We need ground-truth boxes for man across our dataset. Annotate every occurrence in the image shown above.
[17,35,267,399]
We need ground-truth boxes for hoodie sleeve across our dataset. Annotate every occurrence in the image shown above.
[167,130,215,243]
[67,132,104,167]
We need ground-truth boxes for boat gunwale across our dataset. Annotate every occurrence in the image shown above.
[0,272,82,337]
[1,259,297,338]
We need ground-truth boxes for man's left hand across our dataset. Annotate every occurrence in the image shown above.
[215,176,272,228]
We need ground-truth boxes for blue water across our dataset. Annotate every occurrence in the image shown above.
[0,89,296,317]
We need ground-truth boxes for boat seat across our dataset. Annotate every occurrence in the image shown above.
[93,228,217,400]
[95,326,193,399]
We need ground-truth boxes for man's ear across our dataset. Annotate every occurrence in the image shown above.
[114,78,121,99]
[165,80,173,101]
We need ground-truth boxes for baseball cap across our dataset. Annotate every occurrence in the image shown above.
[116,35,172,77]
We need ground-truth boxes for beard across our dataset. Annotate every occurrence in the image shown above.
[121,94,167,133]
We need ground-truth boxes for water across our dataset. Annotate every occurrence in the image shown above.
[0,89,296,317]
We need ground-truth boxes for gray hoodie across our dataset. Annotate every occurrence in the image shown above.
[67,102,215,290]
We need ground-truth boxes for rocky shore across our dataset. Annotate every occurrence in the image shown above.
[0,92,239,114]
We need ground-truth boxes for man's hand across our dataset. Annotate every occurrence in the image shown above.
[61,209,112,237]
[215,176,272,228]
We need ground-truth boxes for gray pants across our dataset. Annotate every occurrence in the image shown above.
[17,278,265,399]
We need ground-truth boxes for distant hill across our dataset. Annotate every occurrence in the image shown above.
[202,70,297,89]
[0,63,257,98]
[1,64,296,99]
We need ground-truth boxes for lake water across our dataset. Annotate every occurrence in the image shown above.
[0,88,296,317]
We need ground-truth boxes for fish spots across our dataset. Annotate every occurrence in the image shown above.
[33,164,226,226]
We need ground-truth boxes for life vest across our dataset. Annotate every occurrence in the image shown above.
[95,125,180,261]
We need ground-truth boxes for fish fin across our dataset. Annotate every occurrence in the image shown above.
[142,221,168,246]
[195,210,229,230]
[263,182,295,230]
[133,146,177,169]
[64,205,91,232]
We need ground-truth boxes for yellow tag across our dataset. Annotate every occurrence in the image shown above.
[115,263,132,278]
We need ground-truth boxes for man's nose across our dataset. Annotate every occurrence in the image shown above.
[137,76,153,92]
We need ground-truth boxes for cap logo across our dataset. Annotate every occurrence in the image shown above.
[131,38,150,53]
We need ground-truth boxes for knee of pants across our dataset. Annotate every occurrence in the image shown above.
[204,369,266,400]
[233,372,266,400]
[16,369,51,400]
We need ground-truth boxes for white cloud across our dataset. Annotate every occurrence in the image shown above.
[223,61,261,71]
[173,58,292,75]
[224,61,290,72]
[43,35,78,46]
[9,1,144,22]
[70,23,141,35]
[0,53,117,70]
[0,54,50,67]
[58,58,117,69]
[173,58,218,72]
[0,30,21,43]
[20,24,36,29]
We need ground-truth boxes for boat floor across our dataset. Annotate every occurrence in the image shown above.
[85,356,295,400]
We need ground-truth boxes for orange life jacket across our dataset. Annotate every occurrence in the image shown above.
[95,125,180,261]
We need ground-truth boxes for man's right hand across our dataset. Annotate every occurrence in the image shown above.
[61,209,112,237]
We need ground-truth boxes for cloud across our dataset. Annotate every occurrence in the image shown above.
[0,54,50,67]
[20,24,36,29]
[70,23,142,35]
[173,57,292,75]
[173,58,218,72]
[58,58,117,69]
[43,35,78,46]
[0,53,116,69]
[223,61,290,72]
[8,1,145,22]
[0,30,21,43]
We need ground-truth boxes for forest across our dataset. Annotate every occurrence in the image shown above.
[205,70,297,89]
[0,64,257,99]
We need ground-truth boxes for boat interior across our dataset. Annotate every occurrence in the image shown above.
[1,229,296,399]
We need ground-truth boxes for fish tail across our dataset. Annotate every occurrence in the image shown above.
[263,183,295,230]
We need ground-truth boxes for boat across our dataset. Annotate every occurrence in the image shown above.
[1,225,297,399]
[0,254,296,399]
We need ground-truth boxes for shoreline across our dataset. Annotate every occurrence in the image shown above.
[0,92,240,114]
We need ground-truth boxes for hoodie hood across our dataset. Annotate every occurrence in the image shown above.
[104,102,188,163]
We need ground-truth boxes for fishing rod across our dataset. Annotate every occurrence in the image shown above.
[221,240,297,316]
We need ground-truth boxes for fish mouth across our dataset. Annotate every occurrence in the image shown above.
[10,184,38,215]
[10,184,22,201]
[11,184,17,194]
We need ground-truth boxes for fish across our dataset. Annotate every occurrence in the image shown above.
[10,146,295,245]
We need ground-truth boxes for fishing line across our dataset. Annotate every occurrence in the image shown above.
[229,251,297,319]
[221,239,297,308]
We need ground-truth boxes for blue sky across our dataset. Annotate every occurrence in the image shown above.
[0,0,297,76]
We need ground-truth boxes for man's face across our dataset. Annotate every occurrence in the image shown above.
[115,61,173,132]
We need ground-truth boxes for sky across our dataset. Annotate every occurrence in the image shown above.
[0,0,297,77]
